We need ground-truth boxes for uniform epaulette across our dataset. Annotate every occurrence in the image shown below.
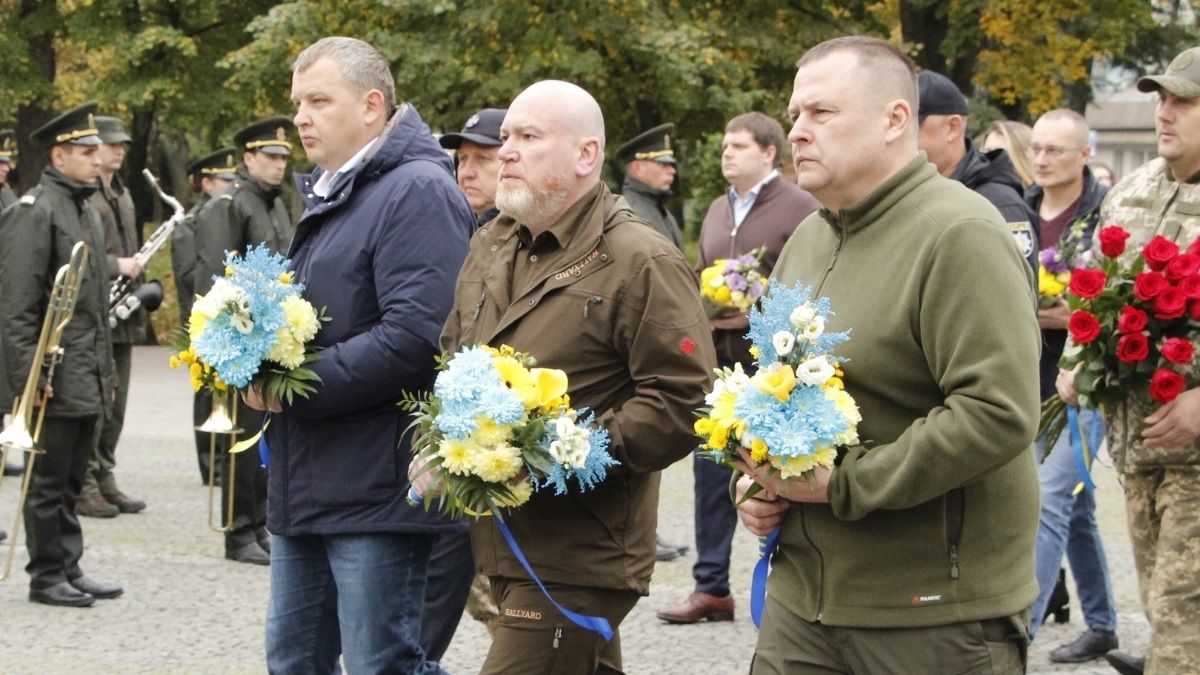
[19,186,43,205]
[219,193,234,201]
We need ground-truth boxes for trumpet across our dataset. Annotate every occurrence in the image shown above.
[1,242,90,581]
[199,389,242,533]
[108,170,185,328]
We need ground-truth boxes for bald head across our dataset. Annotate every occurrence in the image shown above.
[1034,109,1089,148]
[497,80,607,232]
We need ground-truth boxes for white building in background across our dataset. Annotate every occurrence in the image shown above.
[1086,86,1158,181]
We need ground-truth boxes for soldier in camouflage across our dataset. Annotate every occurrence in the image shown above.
[1058,46,1200,675]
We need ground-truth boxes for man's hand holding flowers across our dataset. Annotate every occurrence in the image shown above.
[1037,297,1071,330]
[731,447,831,504]
[1142,387,1200,448]
[734,474,787,537]
[243,381,283,413]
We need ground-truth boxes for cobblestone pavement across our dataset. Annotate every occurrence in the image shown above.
[0,347,1148,673]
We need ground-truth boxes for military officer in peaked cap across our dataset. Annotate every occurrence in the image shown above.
[616,123,691,564]
[192,116,294,565]
[0,129,17,209]
[0,101,122,606]
[617,123,684,251]
[174,147,237,485]
[76,115,148,520]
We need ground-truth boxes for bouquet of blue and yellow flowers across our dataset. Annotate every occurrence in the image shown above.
[695,282,860,486]
[698,246,768,318]
[402,345,618,518]
[169,244,323,403]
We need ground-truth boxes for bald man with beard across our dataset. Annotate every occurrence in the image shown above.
[430,80,716,674]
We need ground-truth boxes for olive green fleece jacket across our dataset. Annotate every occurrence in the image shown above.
[767,155,1041,628]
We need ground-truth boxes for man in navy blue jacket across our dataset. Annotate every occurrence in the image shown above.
[245,37,473,674]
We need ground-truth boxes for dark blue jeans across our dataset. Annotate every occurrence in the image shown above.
[1030,406,1117,639]
[692,453,738,597]
[266,532,447,675]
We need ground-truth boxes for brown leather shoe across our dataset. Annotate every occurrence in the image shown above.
[75,492,119,518]
[102,491,146,514]
[656,591,734,624]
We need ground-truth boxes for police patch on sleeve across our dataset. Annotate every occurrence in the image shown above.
[1010,221,1034,258]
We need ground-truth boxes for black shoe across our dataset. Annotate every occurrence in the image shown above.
[226,541,270,566]
[29,582,95,607]
[1044,568,1071,624]
[69,576,124,600]
[1105,650,1145,675]
[257,533,271,555]
[1050,629,1118,663]
[656,535,688,561]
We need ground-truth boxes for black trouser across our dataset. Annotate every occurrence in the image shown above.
[214,400,266,549]
[25,414,101,588]
[84,342,130,495]
[420,526,476,660]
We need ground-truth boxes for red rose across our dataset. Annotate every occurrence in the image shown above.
[1155,285,1189,320]
[1187,237,1200,257]
[1180,275,1200,299]
[1166,253,1200,281]
[1068,268,1107,299]
[1143,236,1181,271]
[1134,271,1168,301]
[1098,226,1131,258]
[1068,310,1101,344]
[1161,337,1195,364]
[1149,368,1186,404]
[1116,332,1150,363]
[1117,306,1149,334]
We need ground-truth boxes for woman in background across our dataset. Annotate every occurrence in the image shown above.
[982,120,1036,190]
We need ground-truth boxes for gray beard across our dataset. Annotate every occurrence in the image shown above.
[496,179,570,226]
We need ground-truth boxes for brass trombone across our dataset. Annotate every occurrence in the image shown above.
[1,242,90,581]
[199,388,242,532]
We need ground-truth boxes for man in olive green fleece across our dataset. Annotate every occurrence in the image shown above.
[735,36,1042,673]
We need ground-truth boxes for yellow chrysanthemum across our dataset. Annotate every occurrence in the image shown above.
[189,362,202,379]
[471,443,524,483]
[1038,266,1067,298]
[753,364,796,403]
[472,419,514,447]
[269,329,306,370]
[771,446,838,478]
[694,418,714,436]
[282,295,320,343]
[279,271,293,284]
[495,479,533,507]
[437,439,475,476]
[168,355,181,369]
[824,387,861,445]
[749,346,761,359]
[224,266,234,277]
[713,285,732,305]
[750,438,770,463]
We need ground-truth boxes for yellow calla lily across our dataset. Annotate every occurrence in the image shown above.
[753,364,796,402]
[531,367,569,411]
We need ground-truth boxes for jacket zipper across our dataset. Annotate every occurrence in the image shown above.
[814,218,845,297]
[473,291,488,321]
[945,487,965,579]
[799,506,826,622]
[583,295,603,318]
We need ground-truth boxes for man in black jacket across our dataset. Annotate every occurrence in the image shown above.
[247,36,472,674]
[0,102,122,607]
[1025,108,1117,664]
[917,70,1040,271]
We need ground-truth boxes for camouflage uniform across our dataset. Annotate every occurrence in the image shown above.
[1097,156,1200,674]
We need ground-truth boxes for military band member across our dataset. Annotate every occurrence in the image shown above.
[77,116,147,519]
[173,148,237,485]
[192,117,294,566]
[0,101,123,607]
[617,123,684,250]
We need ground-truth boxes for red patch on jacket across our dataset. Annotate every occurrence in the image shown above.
[680,338,697,356]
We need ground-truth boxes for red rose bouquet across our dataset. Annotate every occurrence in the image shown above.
[1041,226,1200,446]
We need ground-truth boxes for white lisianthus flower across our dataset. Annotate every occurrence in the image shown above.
[231,312,255,335]
[723,363,751,394]
[795,355,835,387]
[803,316,825,341]
[707,276,725,289]
[730,290,745,303]
[547,415,591,469]
[790,304,816,328]
[704,377,728,406]
[740,431,758,448]
[772,330,796,357]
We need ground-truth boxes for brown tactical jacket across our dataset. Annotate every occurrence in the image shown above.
[440,182,716,594]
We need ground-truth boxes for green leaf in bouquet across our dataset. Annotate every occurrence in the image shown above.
[164,325,191,354]
[523,448,554,476]
[1037,396,1068,457]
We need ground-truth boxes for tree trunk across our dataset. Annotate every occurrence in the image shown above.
[14,0,56,194]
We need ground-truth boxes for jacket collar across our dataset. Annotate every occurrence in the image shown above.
[819,154,935,235]
[237,166,283,203]
[622,176,672,202]
[43,167,97,202]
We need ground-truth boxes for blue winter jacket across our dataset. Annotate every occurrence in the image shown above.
[266,105,474,535]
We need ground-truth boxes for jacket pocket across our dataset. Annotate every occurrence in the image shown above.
[307,413,402,507]
[945,487,965,580]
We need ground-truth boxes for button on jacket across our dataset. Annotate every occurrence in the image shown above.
[441,182,716,594]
